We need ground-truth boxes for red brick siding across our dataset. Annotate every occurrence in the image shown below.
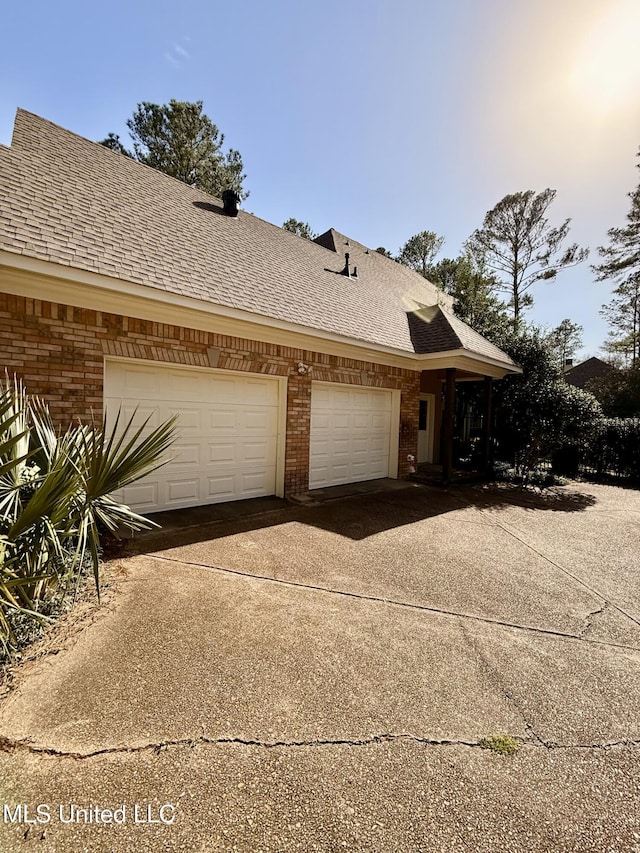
[0,294,421,495]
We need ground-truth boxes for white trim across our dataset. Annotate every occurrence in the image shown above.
[418,393,436,464]
[103,356,287,500]
[388,389,401,478]
[0,253,520,377]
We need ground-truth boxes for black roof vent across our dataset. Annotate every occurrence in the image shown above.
[222,190,240,217]
[341,252,351,276]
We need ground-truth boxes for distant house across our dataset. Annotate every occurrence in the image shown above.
[0,109,519,513]
[565,357,616,390]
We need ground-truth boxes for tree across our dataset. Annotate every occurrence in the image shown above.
[545,319,583,368]
[100,132,131,156]
[492,329,602,478]
[100,100,247,199]
[282,218,316,240]
[587,366,640,417]
[593,149,640,368]
[397,230,445,278]
[429,254,511,344]
[375,247,393,258]
[467,190,588,330]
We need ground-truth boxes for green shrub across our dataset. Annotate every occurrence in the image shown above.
[493,330,603,480]
[0,376,177,655]
[582,417,640,480]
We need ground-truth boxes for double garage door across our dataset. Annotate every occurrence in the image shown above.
[105,361,281,513]
[105,362,396,512]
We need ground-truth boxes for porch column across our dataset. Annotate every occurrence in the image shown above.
[482,376,493,473]
[442,368,456,485]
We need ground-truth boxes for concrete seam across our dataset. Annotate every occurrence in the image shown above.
[148,555,640,654]
[486,515,640,630]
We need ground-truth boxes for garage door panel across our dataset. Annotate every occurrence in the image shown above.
[170,444,201,466]
[332,414,351,430]
[206,406,278,435]
[240,468,275,494]
[207,442,237,464]
[167,478,200,504]
[242,440,276,463]
[311,412,331,430]
[372,413,391,430]
[309,384,393,490]
[207,376,278,405]
[105,362,281,511]
[206,474,237,501]
[115,481,159,511]
[208,409,238,431]
[244,409,278,432]
[105,404,161,432]
[169,407,202,431]
[204,439,277,466]
[350,439,370,456]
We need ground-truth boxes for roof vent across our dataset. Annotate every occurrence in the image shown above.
[222,190,240,217]
[341,252,351,276]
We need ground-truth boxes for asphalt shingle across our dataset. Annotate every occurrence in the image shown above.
[1,109,516,369]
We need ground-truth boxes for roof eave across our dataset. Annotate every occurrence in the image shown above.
[0,251,520,377]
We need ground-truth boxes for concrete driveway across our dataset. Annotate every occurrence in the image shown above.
[1,481,639,851]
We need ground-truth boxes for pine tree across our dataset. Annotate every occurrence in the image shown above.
[593,148,640,368]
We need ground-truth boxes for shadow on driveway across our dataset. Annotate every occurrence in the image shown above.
[120,481,597,555]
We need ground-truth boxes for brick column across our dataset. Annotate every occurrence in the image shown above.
[284,373,312,496]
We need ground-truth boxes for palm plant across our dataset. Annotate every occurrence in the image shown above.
[0,375,178,653]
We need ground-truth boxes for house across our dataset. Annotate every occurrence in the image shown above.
[0,109,519,513]
[564,357,616,390]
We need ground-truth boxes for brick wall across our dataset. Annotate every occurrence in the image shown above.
[0,293,421,495]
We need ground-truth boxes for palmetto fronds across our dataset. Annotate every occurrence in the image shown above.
[0,376,177,653]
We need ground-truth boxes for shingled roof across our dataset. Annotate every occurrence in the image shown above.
[565,357,617,389]
[0,109,516,371]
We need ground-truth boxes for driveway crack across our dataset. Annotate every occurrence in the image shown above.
[483,515,640,631]
[581,602,610,637]
[458,619,548,747]
[1,733,639,761]
[0,732,640,761]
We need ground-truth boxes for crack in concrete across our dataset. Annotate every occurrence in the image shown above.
[149,555,640,654]
[581,602,610,637]
[1,732,639,761]
[458,619,547,747]
[485,515,640,631]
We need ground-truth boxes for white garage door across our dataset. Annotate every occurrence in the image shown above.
[309,383,393,489]
[104,361,281,512]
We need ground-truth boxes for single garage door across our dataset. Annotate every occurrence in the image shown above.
[309,383,394,489]
[104,360,281,512]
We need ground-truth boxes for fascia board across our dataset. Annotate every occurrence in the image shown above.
[0,252,520,377]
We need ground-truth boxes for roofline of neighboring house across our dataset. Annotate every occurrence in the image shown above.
[0,250,520,378]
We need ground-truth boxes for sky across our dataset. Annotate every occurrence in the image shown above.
[2,0,640,360]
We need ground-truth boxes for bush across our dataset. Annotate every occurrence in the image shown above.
[493,330,603,480]
[0,376,177,656]
[581,417,640,480]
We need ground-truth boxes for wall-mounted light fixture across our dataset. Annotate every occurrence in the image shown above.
[297,362,312,375]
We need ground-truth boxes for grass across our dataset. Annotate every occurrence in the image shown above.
[480,734,520,755]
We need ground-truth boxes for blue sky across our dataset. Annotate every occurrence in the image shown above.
[2,0,639,359]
